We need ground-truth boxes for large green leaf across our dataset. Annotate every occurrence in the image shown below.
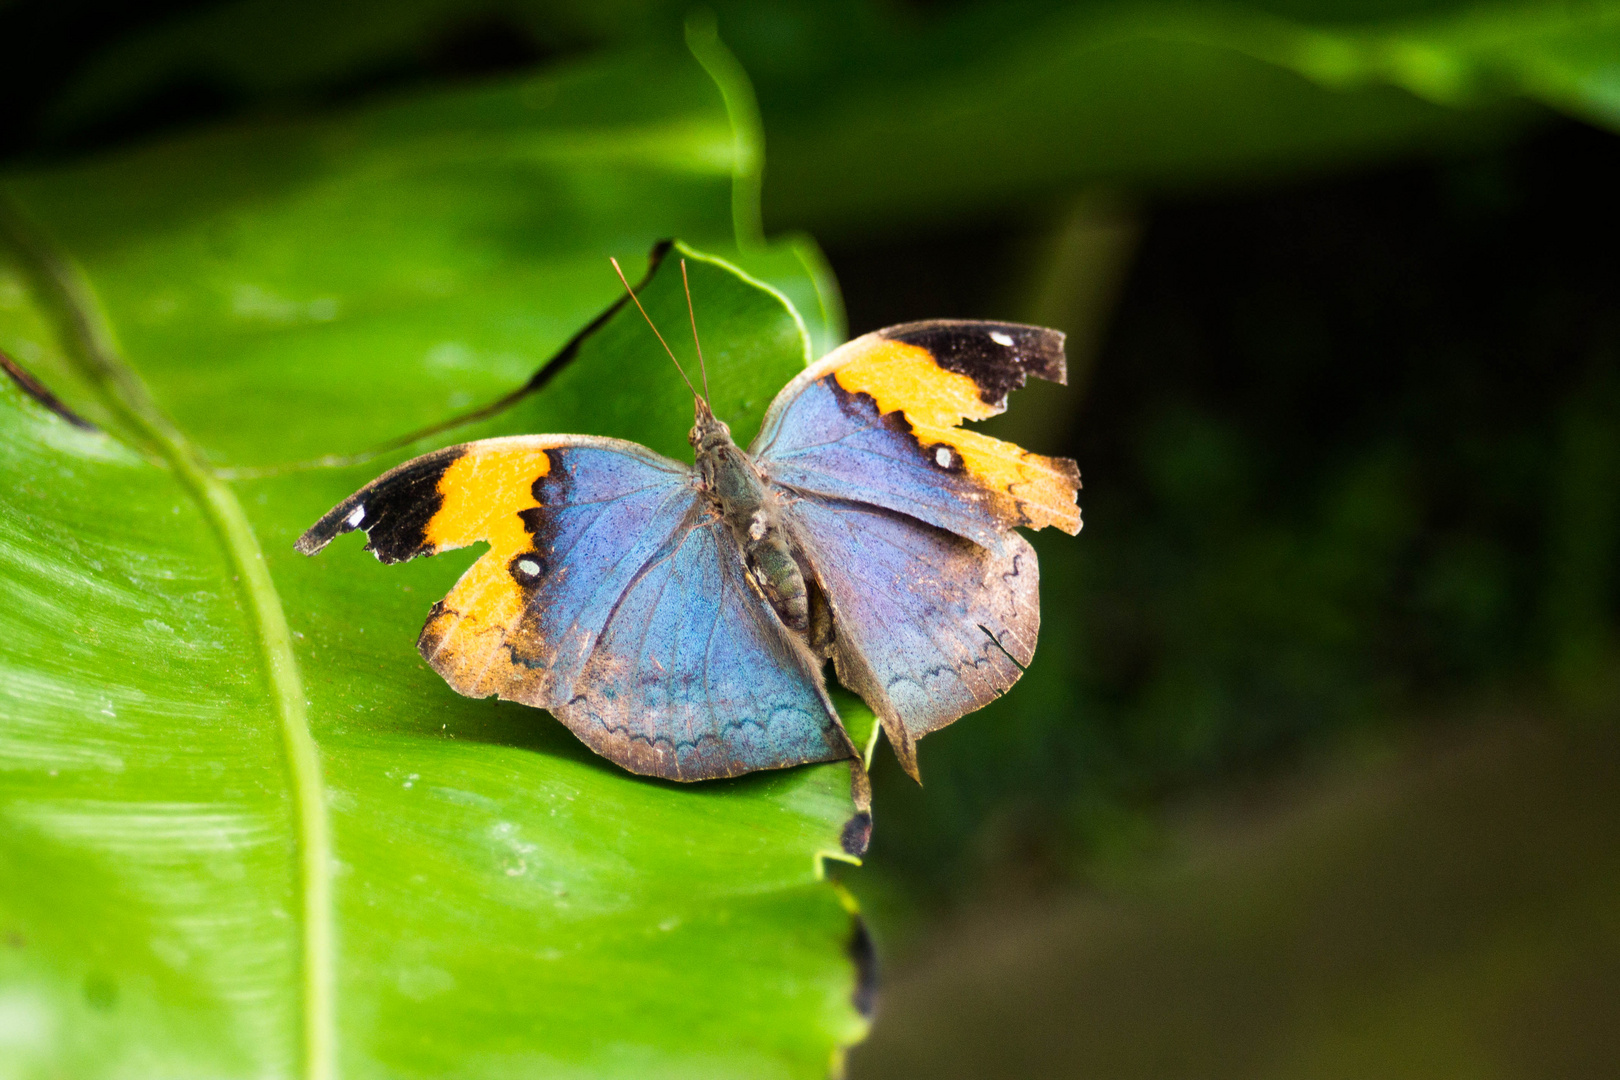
[0,44,867,1080]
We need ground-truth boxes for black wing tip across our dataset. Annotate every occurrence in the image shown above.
[879,320,1069,402]
[294,498,362,556]
[293,445,465,562]
[1017,323,1069,385]
[292,530,328,556]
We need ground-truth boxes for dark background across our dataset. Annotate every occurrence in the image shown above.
[5,2,1617,1075]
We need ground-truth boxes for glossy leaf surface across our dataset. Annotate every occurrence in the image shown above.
[0,46,865,1080]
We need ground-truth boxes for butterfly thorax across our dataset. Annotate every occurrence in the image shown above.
[691,409,812,633]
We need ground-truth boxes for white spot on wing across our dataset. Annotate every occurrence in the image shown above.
[935,447,952,468]
[516,559,541,578]
[990,331,1015,347]
[345,506,366,528]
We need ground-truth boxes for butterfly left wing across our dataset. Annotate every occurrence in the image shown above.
[298,435,857,781]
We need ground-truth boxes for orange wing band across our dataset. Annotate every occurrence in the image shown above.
[832,338,1081,534]
[421,445,550,685]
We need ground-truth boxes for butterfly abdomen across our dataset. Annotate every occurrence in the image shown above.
[743,533,809,632]
[695,419,811,633]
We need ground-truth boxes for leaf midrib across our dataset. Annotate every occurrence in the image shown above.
[0,199,334,1080]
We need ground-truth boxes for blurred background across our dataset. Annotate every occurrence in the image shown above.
[4,1,1617,1076]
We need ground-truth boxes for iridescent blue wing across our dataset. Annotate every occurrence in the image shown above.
[751,321,1078,778]
[298,435,854,781]
[560,513,856,780]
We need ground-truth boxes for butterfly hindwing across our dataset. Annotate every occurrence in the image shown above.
[782,493,1039,779]
[751,320,1082,548]
[297,435,854,781]
[562,514,855,780]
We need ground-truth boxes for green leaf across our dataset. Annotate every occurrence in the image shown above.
[0,45,866,1080]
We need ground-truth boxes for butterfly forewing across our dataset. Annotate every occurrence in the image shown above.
[751,320,1081,548]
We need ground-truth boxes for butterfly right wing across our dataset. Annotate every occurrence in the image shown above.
[298,435,855,781]
[750,320,1081,549]
[748,320,1079,778]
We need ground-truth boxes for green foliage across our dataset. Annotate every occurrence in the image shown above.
[747,0,1620,231]
[30,1,1620,235]
[0,46,864,1080]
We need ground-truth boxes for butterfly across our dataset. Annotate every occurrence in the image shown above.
[297,250,1081,834]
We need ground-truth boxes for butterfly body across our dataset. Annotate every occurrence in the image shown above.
[299,316,1080,793]
[691,407,812,635]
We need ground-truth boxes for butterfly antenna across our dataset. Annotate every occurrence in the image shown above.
[609,256,700,403]
[680,258,712,407]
